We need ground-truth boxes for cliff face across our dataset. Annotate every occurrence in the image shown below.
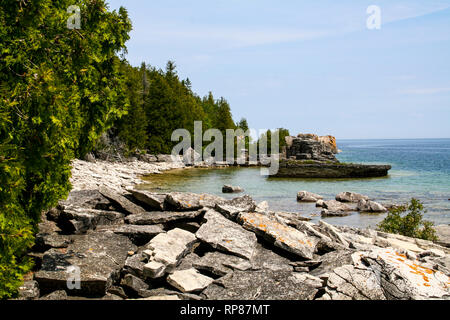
[285,133,339,162]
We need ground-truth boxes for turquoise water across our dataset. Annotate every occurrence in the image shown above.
[142,139,450,229]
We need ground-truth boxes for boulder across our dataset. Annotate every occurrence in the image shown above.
[58,208,124,234]
[222,185,244,193]
[57,189,112,211]
[125,210,202,225]
[321,209,351,217]
[98,186,147,216]
[322,200,353,212]
[224,195,257,212]
[142,228,197,278]
[192,252,251,277]
[167,268,214,293]
[316,199,325,207]
[297,191,323,202]
[196,210,258,260]
[237,212,318,260]
[202,270,319,300]
[336,191,369,203]
[34,231,136,297]
[128,189,167,211]
[356,199,387,213]
[120,274,149,295]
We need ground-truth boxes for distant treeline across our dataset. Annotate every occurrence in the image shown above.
[107,60,242,155]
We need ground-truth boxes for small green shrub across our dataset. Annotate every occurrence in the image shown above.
[377,198,438,241]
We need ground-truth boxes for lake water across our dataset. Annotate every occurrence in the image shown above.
[141,139,450,229]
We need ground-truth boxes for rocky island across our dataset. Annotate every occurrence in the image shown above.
[16,157,450,301]
[272,134,391,178]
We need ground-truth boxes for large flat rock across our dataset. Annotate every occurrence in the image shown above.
[165,192,226,211]
[34,231,136,296]
[195,210,258,260]
[125,210,202,225]
[167,268,214,293]
[201,270,319,300]
[99,186,146,215]
[237,212,318,260]
[143,228,197,278]
[128,189,167,211]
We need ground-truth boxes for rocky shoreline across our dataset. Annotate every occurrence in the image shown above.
[16,157,450,300]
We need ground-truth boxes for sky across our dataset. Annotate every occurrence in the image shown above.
[107,0,450,139]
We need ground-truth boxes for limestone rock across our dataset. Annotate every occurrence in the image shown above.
[34,231,136,297]
[182,147,201,165]
[357,199,387,213]
[165,192,226,211]
[142,228,197,278]
[167,268,214,293]
[128,189,167,211]
[202,270,319,300]
[97,224,164,245]
[237,212,318,260]
[297,191,323,202]
[362,248,450,299]
[336,192,369,203]
[99,186,146,215]
[120,274,149,294]
[192,251,251,276]
[58,208,124,234]
[196,210,258,260]
[125,210,202,225]
[222,185,244,193]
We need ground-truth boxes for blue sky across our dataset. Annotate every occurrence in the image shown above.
[107,0,450,139]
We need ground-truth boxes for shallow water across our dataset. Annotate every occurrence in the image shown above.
[141,139,450,229]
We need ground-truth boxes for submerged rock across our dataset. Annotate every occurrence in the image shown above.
[336,192,369,203]
[196,210,258,260]
[222,185,244,193]
[238,212,318,260]
[357,199,387,213]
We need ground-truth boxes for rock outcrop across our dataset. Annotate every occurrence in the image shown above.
[25,160,449,301]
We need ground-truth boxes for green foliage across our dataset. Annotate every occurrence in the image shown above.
[113,60,236,155]
[257,128,290,154]
[0,0,131,298]
[377,198,438,241]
